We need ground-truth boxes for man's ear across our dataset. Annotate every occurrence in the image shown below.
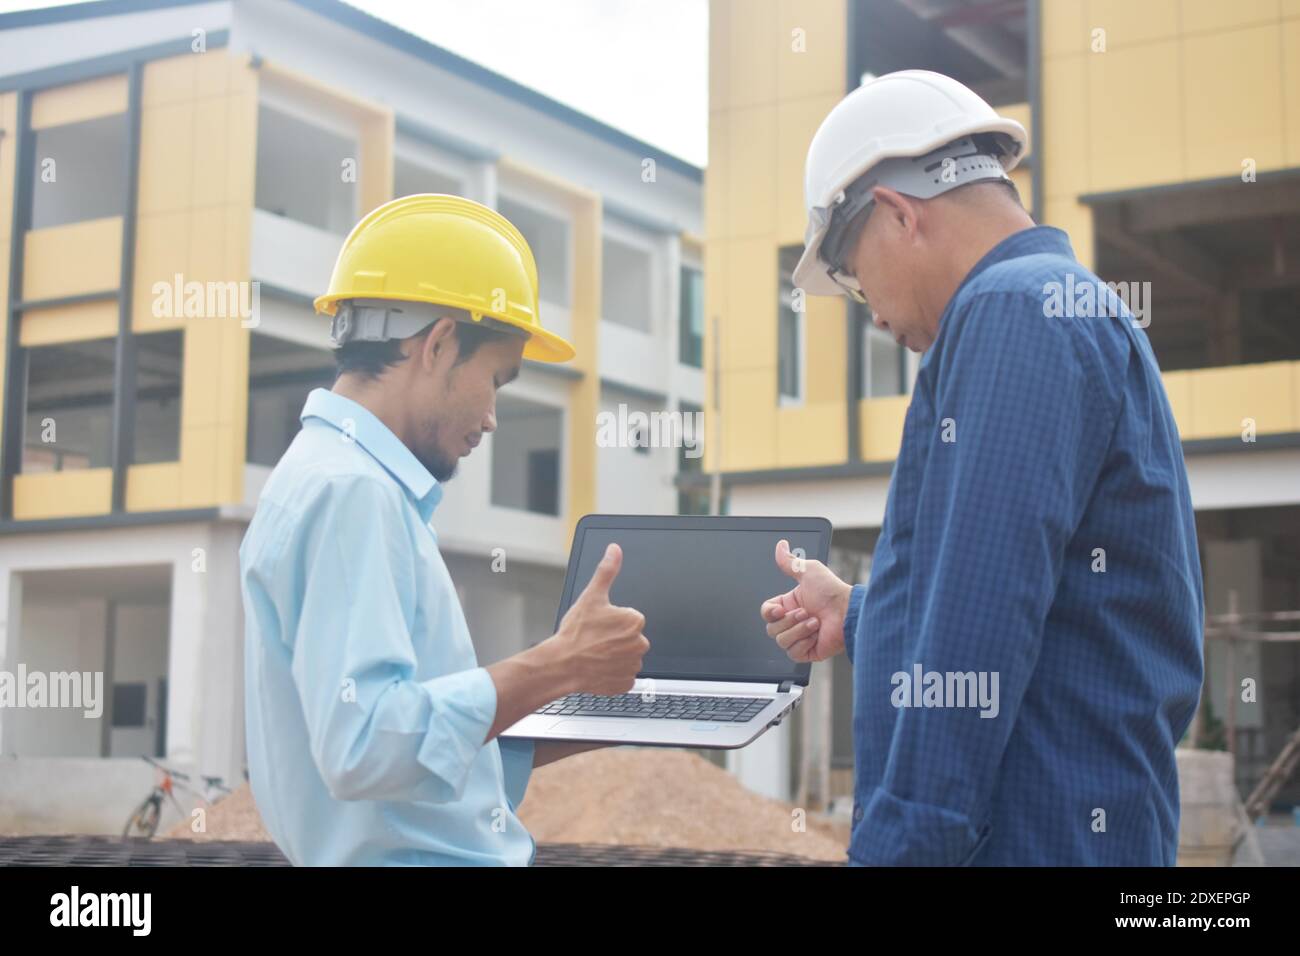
[871,185,919,238]
[415,316,458,370]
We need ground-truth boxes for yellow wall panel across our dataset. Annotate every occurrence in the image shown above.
[1282,20,1300,167]
[181,323,222,429]
[1293,363,1300,429]
[1285,0,1300,17]
[1042,54,1089,199]
[1042,0,1089,58]
[191,96,233,208]
[859,396,909,462]
[1182,27,1285,180]
[19,299,117,346]
[1086,0,1180,47]
[0,92,15,245]
[1160,369,1193,437]
[776,401,845,467]
[178,425,219,506]
[137,101,195,216]
[13,469,112,519]
[1186,362,1297,438]
[1087,41,1183,192]
[30,75,127,129]
[775,0,846,100]
[802,296,845,405]
[132,210,189,331]
[142,53,197,108]
[710,0,732,113]
[776,95,838,243]
[125,462,182,511]
[1180,0,1280,33]
[22,217,121,301]
[727,0,779,109]
[727,106,778,238]
[1042,199,1095,270]
[720,368,777,470]
[0,239,7,438]
[194,46,235,97]
[722,237,777,370]
[706,112,730,241]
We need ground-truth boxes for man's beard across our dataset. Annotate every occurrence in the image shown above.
[416,447,458,483]
[407,419,457,482]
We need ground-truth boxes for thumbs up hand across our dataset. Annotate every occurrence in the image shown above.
[552,543,650,695]
[760,539,853,663]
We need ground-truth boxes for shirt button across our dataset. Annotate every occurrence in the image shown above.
[853,804,864,823]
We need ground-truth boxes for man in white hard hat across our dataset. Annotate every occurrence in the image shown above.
[758,71,1203,865]
[242,195,647,865]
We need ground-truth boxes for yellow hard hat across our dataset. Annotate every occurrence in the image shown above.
[314,193,576,363]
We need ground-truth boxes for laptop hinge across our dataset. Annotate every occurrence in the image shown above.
[778,680,794,694]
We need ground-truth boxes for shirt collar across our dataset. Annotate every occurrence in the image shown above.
[925,225,1076,361]
[300,388,444,521]
[958,224,1076,292]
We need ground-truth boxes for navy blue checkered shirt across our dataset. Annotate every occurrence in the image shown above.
[842,226,1204,866]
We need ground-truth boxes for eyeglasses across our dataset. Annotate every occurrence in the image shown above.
[824,198,875,304]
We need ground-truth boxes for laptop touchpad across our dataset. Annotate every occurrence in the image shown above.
[549,719,632,737]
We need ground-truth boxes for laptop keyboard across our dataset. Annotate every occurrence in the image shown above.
[536,692,770,723]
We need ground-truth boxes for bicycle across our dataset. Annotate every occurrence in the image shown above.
[122,755,232,839]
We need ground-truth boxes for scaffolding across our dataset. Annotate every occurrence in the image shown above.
[1197,598,1300,820]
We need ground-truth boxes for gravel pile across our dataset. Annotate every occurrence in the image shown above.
[167,747,849,860]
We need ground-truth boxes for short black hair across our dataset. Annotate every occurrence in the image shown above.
[334,320,516,381]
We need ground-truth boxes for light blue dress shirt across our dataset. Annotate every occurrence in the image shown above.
[241,388,537,866]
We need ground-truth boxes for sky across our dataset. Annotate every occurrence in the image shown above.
[0,0,711,166]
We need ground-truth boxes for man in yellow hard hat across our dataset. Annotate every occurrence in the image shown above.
[240,194,649,865]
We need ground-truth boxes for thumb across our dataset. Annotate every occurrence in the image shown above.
[582,542,622,601]
[774,538,803,582]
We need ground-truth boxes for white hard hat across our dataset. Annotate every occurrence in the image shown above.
[793,69,1028,298]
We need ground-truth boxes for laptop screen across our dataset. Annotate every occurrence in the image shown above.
[557,517,831,685]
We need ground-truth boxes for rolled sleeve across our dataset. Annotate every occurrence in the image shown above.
[288,476,496,804]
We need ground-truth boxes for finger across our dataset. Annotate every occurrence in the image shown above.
[774,616,820,651]
[766,607,808,638]
[774,538,803,582]
[761,598,789,622]
[786,634,819,662]
[582,543,622,599]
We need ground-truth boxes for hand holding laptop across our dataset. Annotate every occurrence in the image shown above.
[761,538,853,663]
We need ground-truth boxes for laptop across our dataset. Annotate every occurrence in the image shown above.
[501,514,833,749]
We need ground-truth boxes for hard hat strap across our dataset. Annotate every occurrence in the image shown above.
[820,134,1015,277]
[330,298,530,348]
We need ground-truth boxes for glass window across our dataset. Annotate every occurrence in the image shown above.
[676,401,710,515]
[394,156,462,198]
[491,394,562,516]
[861,316,904,398]
[21,338,116,472]
[499,197,570,308]
[246,333,336,467]
[679,265,704,367]
[778,246,802,402]
[602,235,653,332]
[255,105,357,234]
[132,331,183,464]
[31,113,127,229]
